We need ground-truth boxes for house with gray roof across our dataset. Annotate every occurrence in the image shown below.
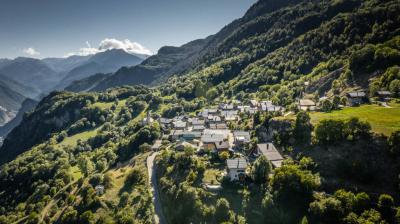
[227,158,248,181]
[256,143,284,168]
[347,91,367,106]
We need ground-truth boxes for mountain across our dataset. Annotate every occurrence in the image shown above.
[0,98,38,137]
[0,57,59,92]
[64,73,111,92]
[42,55,91,73]
[0,74,40,126]
[90,38,211,91]
[55,49,145,90]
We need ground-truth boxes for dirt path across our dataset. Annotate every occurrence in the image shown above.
[147,152,167,224]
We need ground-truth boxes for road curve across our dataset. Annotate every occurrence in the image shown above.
[147,152,167,224]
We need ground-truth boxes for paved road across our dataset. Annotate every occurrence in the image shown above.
[147,152,167,224]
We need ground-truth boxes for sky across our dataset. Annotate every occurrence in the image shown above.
[0,0,257,59]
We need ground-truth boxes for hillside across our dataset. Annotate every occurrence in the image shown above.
[0,0,399,223]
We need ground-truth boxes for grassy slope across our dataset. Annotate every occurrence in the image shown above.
[278,103,400,136]
[309,103,400,136]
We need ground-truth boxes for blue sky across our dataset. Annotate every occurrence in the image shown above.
[0,0,256,59]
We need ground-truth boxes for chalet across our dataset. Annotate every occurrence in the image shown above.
[347,91,367,106]
[298,99,316,111]
[256,143,284,168]
[221,110,239,121]
[173,121,187,130]
[233,131,251,145]
[170,130,184,141]
[159,118,173,130]
[207,115,223,124]
[209,123,228,130]
[227,158,248,181]
[215,140,230,152]
[377,91,392,101]
[201,134,225,151]
[219,103,235,110]
[203,129,230,139]
[190,118,205,126]
[151,140,162,151]
[192,125,206,132]
[181,131,202,141]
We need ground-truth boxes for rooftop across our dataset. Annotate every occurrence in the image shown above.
[299,99,316,106]
[257,143,284,162]
[347,91,366,98]
[227,158,248,169]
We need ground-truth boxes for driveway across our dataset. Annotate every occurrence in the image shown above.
[147,152,167,224]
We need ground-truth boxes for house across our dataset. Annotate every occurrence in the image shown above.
[201,134,225,151]
[190,118,205,126]
[377,91,392,101]
[256,143,284,168]
[203,129,230,139]
[215,140,230,152]
[233,131,251,145]
[347,91,367,106]
[226,158,248,181]
[159,118,173,130]
[298,99,316,111]
[209,123,228,130]
[192,125,206,132]
[181,131,202,141]
[207,115,223,124]
[151,140,162,151]
[173,121,187,130]
[95,185,105,195]
[219,103,235,110]
[170,129,184,141]
[221,110,239,121]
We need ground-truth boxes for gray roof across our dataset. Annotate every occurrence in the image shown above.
[257,143,284,162]
[159,118,172,124]
[347,91,366,98]
[377,91,391,96]
[227,158,247,169]
[233,131,250,139]
[215,141,230,150]
[201,134,224,143]
[181,131,202,138]
[192,125,205,130]
[299,99,316,106]
[173,121,187,128]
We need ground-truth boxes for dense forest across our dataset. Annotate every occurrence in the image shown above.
[0,0,400,223]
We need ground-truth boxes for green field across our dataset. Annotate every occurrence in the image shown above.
[309,103,400,136]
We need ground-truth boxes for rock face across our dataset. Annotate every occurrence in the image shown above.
[0,98,38,137]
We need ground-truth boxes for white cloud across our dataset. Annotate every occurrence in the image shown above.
[65,38,153,57]
[23,47,40,56]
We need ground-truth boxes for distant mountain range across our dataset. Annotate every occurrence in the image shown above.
[0,49,148,131]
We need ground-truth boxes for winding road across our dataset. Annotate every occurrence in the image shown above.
[147,152,167,224]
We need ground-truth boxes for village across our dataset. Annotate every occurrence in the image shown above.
[145,88,394,189]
